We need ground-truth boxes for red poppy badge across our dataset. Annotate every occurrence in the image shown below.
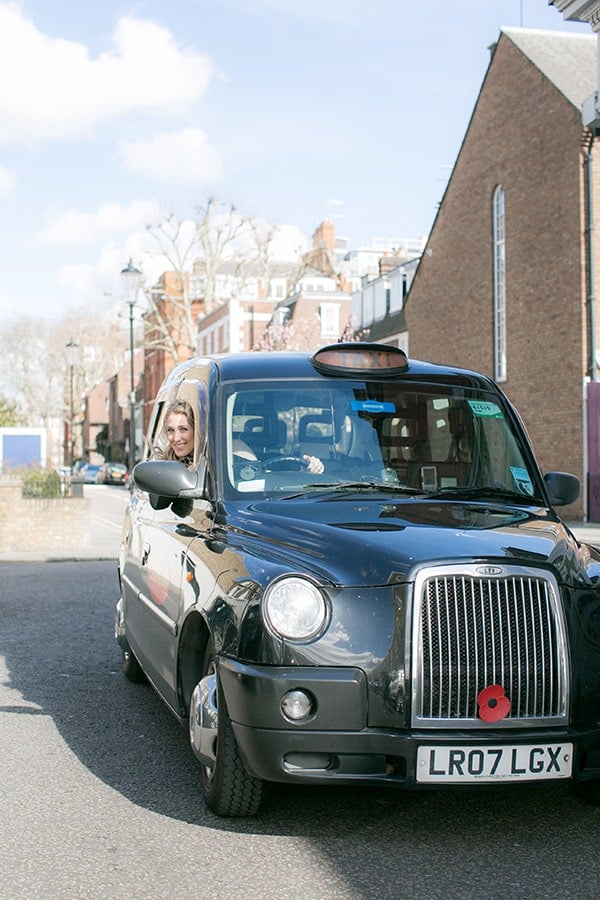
[477,684,511,723]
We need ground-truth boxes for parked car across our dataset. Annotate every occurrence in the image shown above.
[99,462,128,485]
[116,342,600,818]
[81,463,101,484]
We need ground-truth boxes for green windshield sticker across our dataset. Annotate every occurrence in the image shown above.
[510,467,534,495]
[467,400,504,419]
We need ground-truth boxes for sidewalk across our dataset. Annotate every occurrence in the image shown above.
[0,486,124,563]
[566,521,600,546]
[0,519,121,563]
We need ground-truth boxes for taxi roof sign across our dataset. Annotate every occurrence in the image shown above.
[311,342,409,377]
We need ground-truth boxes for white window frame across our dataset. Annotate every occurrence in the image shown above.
[319,302,340,337]
[493,185,506,382]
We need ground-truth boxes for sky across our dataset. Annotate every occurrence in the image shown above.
[0,0,589,324]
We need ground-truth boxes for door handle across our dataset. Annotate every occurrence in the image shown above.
[142,542,150,566]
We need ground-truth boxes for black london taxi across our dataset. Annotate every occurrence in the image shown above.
[116,342,600,817]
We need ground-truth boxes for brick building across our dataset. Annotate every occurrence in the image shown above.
[81,380,109,465]
[143,271,204,432]
[197,294,278,354]
[85,349,145,465]
[195,257,297,354]
[404,27,599,520]
[194,219,422,355]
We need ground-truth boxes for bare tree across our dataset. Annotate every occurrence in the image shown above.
[0,310,127,433]
[0,316,63,428]
[140,199,249,364]
[142,214,203,364]
[140,198,308,365]
[231,216,309,309]
[0,395,19,427]
[58,308,128,402]
[193,197,250,316]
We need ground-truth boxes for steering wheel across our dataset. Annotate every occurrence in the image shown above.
[262,455,307,472]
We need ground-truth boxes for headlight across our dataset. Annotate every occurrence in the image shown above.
[263,576,328,641]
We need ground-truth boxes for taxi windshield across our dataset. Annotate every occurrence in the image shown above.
[221,379,542,501]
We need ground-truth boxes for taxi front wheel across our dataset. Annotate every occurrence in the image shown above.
[196,641,263,817]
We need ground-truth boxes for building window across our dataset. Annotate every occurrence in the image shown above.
[493,185,506,382]
[275,307,291,326]
[320,303,340,337]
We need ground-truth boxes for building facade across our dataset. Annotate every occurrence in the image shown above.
[403,27,600,520]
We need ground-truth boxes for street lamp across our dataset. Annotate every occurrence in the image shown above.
[65,339,78,469]
[121,259,142,473]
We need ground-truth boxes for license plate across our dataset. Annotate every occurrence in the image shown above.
[416,743,573,783]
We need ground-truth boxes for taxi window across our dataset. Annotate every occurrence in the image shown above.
[145,381,208,467]
[221,380,538,498]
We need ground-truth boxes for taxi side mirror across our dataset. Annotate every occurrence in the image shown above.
[133,459,208,501]
[544,471,580,507]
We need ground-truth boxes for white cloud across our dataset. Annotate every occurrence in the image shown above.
[56,261,98,296]
[38,200,165,247]
[0,164,15,193]
[119,128,222,183]
[0,5,214,145]
[55,237,178,314]
[269,224,307,259]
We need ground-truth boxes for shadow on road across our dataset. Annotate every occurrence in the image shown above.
[3,560,600,897]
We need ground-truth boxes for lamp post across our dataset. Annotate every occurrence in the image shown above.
[121,260,142,474]
[65,339,78,469]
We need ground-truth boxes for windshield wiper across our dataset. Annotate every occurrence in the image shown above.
[428,485,542,504]
[278,481,427,499]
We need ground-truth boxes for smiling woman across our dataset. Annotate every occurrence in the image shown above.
[161,400,196,466]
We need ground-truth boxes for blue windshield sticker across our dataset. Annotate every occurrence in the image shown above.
[467,400,504,419]
[351,399,395,413]
[510,467,534,495]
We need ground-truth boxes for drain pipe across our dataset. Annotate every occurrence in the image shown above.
[584,133,597,381]
[583,132,596,523]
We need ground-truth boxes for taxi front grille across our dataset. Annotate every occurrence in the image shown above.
[412,566,569,728]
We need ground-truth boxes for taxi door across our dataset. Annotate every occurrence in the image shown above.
[125,497,196,708]
[121,376,209,710]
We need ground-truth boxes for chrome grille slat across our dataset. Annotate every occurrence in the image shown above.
[412,565,569,728]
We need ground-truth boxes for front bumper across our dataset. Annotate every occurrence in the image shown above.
[218,657,600,787]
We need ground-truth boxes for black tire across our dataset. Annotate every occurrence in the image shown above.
[199,642,263,817]
[122,643,147,684]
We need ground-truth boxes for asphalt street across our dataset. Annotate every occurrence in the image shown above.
[2,558,600,899]
[1,486,600,898]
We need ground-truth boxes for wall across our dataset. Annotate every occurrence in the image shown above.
[0,477,90,553]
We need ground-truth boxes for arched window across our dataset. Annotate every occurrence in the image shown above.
[493,186,506,382]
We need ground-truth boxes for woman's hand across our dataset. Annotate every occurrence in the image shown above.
[303,455,324,475]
